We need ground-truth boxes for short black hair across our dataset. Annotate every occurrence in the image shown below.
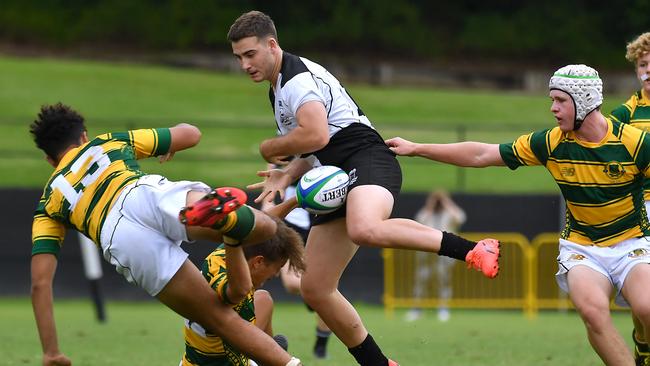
[30,103,86,160]
[227,10,278,42]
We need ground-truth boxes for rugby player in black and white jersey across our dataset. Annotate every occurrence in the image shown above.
[227,11,500,366]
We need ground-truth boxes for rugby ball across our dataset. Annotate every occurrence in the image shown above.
[296,166,349,214]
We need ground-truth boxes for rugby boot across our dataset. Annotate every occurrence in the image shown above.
[465,238,500,278]
[179,187,247,227]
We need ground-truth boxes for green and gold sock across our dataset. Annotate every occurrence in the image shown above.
[212,205,255,242]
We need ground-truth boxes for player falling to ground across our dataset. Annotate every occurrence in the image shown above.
[227,11,500,366]
[386,64,650,366]
[181,212,306,366]
[29,103,302,366]
[609,31,650,366]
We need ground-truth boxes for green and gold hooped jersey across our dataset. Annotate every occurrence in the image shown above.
[499,119,650,246]
[31,128,171,256]
[182,245,255,366]
[610,90,650,199]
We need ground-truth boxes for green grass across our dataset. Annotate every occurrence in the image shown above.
[0,54,631,192]
[1,297,634,365]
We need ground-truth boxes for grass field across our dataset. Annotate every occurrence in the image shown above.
[0,55,631,192]
[1,297,633,366]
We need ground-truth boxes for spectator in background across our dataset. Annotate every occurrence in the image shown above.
[386,64,650,365]
[405,190,466,322]
[262,163,333,360]
[609,31,650,366]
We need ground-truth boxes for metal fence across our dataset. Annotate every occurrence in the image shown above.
[383,232,625,318]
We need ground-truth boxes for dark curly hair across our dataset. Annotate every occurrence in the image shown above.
[243,217,306,274]
[29,103,87,160]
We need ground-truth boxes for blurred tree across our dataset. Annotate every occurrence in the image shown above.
[0,0,647,68]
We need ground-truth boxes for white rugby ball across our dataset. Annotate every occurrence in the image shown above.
[296,166,349,214]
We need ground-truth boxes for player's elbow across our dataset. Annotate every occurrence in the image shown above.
[307,131,329,151]
[172,123,202,149]
[183,124,202,147]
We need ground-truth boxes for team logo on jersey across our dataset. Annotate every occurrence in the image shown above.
[277,100,291,126]
[603,162,625,179]
[628,248,649,258]
[348,168,358,186]
[560,167,575,177]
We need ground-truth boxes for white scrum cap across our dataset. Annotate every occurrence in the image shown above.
[549,64,603,123]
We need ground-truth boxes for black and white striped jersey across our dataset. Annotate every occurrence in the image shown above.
[269,52,373,138]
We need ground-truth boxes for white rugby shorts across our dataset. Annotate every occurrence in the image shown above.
[99,174,211,296]
[556,236,650,307]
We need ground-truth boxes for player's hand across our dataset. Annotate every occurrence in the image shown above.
[158,151,175,163]
[247,169,293,203]
[385,137,417,156]
[43,352,72,366]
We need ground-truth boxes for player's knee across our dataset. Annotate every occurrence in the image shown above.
[347,222,382,247]
[575,302,610,332]
[300,280,326,306]
[632,302,650,324]
[254,289,274,312]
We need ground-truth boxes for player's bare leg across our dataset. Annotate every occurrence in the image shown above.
[300,218,365,346]
[568,266,633,366]
[280,258,332,358]
[345,185,499,278]
[346,185,440,250]
[253,289,274,336]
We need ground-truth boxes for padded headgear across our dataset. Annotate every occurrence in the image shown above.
[549,64,603,130]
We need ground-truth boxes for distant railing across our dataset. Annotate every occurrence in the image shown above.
[383,232,625,318]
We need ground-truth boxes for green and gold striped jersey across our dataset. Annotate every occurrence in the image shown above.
[499,118,650,246]
[31,128,171,256]
[182,245,255,366]
[610,90,650,199]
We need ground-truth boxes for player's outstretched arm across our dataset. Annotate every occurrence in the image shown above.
[248,158,313,204]
[264,196,299,219]
[31,254,72,366]
[385,137,506,167]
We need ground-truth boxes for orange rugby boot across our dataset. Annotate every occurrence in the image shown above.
[465,238,500,279]
[179,187,247,227]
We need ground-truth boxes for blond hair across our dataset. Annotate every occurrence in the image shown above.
[626,32,650,63]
